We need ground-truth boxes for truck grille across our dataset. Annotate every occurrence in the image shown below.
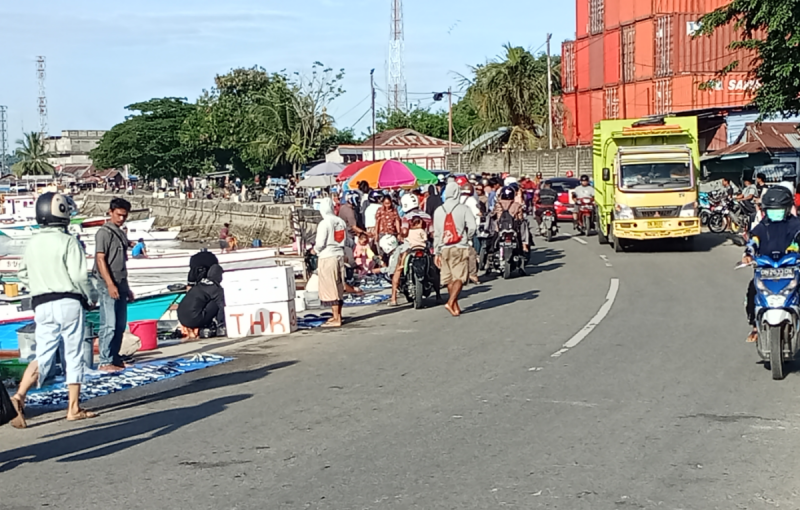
[633,206,681,219]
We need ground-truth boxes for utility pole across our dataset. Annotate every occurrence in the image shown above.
[0,106,7,176]
[371,69,376,161]
[546,34,554,150]
[37,56,48,139]
[448,87,453,155]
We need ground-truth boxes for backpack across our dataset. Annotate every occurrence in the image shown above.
[442,203,463,246]
[497,204,516,233]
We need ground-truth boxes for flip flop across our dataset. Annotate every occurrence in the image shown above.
[66,409,99,422]
[10,396,26,429]
[320,322,342,328]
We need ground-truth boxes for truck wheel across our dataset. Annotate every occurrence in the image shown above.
[611,225,625,253]
[596,212,609,245]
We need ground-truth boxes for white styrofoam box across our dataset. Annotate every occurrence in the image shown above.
[225,301,297,338]
[295,291,307,313]
[222,266,296,306]
[306,273,319,292]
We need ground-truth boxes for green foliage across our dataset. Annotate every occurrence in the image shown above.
[11,132,54,177]
[458,45,562,152]
[698,1,800,116]
[90,98,206,179]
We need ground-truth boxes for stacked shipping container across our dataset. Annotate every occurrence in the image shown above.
[561,0,758,145]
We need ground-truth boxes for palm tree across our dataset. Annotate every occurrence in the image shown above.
[11,132,54,177]
[461,44,564,156]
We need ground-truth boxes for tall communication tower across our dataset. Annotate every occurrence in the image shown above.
[387,0,407,112]
[37,56,48,139]
[0,106,7,175]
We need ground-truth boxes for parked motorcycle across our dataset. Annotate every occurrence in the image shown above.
[537,206,559,242]
[485,228,525,280]
[708,195,746,235]
[575,197,595,236]
[748,253,800,380]
[400,247,438,309]
[698,191,712,226]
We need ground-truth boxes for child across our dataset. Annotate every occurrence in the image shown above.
[407,216,428,250]
[353,233,377,276]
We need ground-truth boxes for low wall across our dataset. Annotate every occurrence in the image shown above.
[446,146,593,178]
[81,193,321,246]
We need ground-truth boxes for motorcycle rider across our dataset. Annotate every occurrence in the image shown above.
[572,174,595,228]
[492,185,529,257]
[373,235,409,307]
[742,186,800,343]
[535,181,560,231]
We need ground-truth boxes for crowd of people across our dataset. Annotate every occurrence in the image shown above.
[6,195,229,429]
[311,172,566,326]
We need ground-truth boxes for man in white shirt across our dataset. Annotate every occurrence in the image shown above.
[571,175,595,226]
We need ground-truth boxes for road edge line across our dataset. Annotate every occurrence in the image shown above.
[551,278,620,357]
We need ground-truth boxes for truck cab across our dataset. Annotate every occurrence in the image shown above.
[594,116,701,252]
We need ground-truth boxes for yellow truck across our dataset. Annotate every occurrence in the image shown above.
[593,116,701,252]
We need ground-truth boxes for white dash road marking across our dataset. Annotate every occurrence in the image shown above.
[551,278,620,358]
[599,255,612,267]
[572,237,588,245]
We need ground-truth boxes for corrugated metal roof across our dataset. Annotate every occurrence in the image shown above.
[359,128,459,149]
[745,122,800,152]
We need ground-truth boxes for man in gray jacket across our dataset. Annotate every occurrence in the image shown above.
[434,182,477,317]
[10,193,97,427]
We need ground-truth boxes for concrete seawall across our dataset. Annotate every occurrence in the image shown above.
[81,193,321,245]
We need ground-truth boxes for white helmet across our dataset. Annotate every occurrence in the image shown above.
[778,181,796,195]
[379,235,399,255]
[401,194,419,213]
[504,176,518,186]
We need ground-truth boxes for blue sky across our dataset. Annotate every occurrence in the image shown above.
[0,0,574,143]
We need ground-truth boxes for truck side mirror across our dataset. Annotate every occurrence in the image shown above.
[602,168,610,182]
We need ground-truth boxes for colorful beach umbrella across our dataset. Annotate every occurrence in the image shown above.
[305,161,345,177]
[336,160,373,182]
[343,160,439,190]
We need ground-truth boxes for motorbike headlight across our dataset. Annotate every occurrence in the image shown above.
[780,277,799,296]
[615,204,634,220]
[679,201,698,218]
[755,278,769,293]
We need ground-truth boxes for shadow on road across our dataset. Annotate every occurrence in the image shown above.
[527,247,565,275]
[620,233,728,253]
[464,290,539,312]
[0,394,251,472]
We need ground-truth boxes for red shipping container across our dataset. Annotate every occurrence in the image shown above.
[655,13,759,77]
[561,93,578,145]
[616,0,707,27]
[622,81,654,118]
[605,86,621,119]
[604,29,621,85]
[575,38,591,91]
[576,91,593,144]
[605,0,619,30]
[562,41,576,93]
[619,0,634,27]
[671,73,756,111]
[589,35,605,90]
[577,0,589,39]
[591,89,605,128]
[634,19,655,81]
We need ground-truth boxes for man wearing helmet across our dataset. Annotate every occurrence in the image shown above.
[572,175,595,228]
[10,193,98,427]
[742,186,800,342]
[338,192,365,239]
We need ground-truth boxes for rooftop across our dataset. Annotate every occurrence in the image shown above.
[354,128,460,149]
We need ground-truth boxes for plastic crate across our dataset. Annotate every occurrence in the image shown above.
[0,358,29,382]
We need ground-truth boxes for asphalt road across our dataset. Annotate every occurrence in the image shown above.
[2,228,799,509]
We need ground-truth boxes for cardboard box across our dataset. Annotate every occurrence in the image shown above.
[224,301,298,339]
[222,266,296,306]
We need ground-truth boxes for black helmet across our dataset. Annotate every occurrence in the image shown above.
[762,186,793,210]
[500,186,516,201]
[368,190,383,203]
[580,174,590,182]
[35,192,71,227]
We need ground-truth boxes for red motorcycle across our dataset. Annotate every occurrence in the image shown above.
[575,197,595,236]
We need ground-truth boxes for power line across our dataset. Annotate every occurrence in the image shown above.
[336,94,371,121]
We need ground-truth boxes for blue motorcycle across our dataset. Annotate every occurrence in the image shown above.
[698,191,711,226]
[752,253,800,379]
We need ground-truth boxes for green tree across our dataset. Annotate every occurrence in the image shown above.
[459,45,562,153]
[250,62,345,174]
[90,98,206,179]
[11,132,54,177]
[374,101,478,144]
[697,1,798,116]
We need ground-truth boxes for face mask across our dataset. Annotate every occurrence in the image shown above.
[766,209,787,222]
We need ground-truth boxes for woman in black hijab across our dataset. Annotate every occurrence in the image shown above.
[424,184,442,217]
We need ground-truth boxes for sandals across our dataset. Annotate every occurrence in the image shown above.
[746,330,759,343]
[10,396,26,429]
[66,409,98,422]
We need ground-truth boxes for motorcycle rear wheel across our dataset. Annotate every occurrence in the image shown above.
[769,325,785,380]
[413,278,424,310]
[545,225,553,242]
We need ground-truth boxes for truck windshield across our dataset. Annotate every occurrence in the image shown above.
[620,162,692,190]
